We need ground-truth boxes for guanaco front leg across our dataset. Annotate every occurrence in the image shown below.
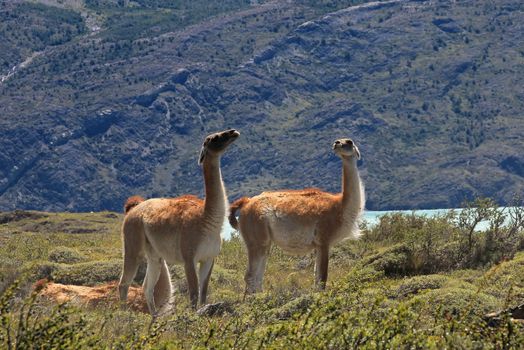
[315,245,330,290]
[185,260,199,309]
[198,258,214,305]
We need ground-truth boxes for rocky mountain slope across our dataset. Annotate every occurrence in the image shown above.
[0,0,523,211]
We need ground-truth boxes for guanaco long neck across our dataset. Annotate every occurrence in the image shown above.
[202,156,227,227]
[340,157,364,222]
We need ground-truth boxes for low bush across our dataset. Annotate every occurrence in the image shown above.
[408,287,500,320]
[395,274,449,298]
[48,247,85,264]
[271,294,314,320]
[479,252,524,303]
[50,260,122,286]
[362,243,412,275]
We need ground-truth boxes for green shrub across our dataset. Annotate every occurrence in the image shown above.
[48,246,85,264]
[479,252,524,303]
[33,261,60,281]
[51,260,122,285]
[271,294,314,320]
[363,244,412,275]
[363,212,429,244]
[408,287,500,319]
[395,274,449,298]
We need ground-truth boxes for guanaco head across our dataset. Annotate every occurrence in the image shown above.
[333,138,360,160]
[199,129,240,164]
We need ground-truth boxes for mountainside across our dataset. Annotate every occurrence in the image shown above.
[0,0,523,211]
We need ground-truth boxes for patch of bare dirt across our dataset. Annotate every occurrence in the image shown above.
[36,280,147,313]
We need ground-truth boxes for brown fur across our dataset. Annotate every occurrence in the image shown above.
[124,195,145,214]
[118,129,239,315]
[232,138,364,294]
[228,197,250,230]
[37,281,148,313]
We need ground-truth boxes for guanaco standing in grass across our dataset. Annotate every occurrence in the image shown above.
[119,129,240,314]
[229,138,364,294]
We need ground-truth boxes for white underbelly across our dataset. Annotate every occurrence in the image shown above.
[155,243,185,266]
[195,234,222,262]
[143,226,184,265]
[268,218,317,254]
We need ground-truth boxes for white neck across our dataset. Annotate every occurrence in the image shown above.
[202,156,227,228]
[340,157,364,222]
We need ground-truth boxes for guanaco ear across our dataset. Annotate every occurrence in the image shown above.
[354,145,361,160]
[198,145,207,165]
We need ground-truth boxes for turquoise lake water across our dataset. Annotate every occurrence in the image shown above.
[222,207,519,239]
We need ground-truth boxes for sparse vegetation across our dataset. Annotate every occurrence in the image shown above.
[84,0,257,41]
[0,2,85,74]
[1,199,523,348]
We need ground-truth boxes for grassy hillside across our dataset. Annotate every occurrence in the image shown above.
[0,0,523,212]
[1,201,524,348]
